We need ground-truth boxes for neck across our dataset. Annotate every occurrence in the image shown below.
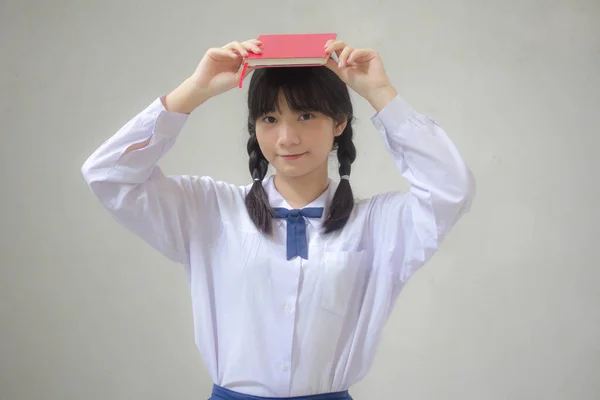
[273,168,329,209]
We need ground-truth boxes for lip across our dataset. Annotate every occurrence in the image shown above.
[280,152,307,160]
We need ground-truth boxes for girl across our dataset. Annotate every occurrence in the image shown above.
[81,38,475,400]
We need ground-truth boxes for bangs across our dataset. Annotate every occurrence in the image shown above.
[248,67,348,121]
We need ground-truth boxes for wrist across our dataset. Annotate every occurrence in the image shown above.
[182,77,213,107]
[164,78,212,114]
[366,85,398,112]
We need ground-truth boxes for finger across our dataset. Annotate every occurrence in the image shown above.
[224,41,249,58]
[208,47,240,60]
[242,41,263,54]
[338,46,354,68]
[324,38,335,49]
[346,48,373,65]
[325,40,348,57]
[233,42,249,58]
[326,40,347,50]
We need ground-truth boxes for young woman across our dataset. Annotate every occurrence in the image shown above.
[81,38,475,400]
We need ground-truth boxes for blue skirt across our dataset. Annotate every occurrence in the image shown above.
[209,384,353,400]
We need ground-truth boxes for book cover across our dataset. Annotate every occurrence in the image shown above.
[249,33,337,65]
[239,33,337,88]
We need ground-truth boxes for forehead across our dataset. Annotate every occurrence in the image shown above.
[271,91,312,114]
[257,84,324,116]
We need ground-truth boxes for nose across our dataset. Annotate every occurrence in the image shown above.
[276,123,301,147]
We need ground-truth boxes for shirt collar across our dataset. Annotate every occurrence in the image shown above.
[262,174,338,229]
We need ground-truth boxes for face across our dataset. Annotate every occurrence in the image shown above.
[255,92,347,179]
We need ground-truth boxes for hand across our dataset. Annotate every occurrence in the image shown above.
[324,40,398,111]
[189,39,263,99]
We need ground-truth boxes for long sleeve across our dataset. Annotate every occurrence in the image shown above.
[81,97,221,265]
[366,94,476,282]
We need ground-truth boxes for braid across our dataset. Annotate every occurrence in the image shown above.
[245,126,274,234]
[247,134,269,180]
[324,124,357,233]
[336,129,357,177]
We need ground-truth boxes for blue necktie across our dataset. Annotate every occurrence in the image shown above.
[273,207,324,260]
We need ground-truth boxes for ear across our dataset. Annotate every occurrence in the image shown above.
[333,117,348,137]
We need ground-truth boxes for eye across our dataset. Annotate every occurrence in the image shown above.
[262,116,277,123]
[299,113,315,121]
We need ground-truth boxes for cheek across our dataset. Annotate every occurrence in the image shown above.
[255,132,276,160]
[310,126,336,154]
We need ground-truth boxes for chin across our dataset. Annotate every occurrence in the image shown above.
[269,162,302,176]
[276,167,310,178]
[271,156,328,179]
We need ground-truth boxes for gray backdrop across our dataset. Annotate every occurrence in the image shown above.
[1,0,599,399]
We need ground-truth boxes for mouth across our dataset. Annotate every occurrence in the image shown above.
[279,152,307,160]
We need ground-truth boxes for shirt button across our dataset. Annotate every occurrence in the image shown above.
[281,362,289,372]
[285,304,294,314]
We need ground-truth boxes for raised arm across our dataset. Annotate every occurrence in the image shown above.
[80,85,209,264]
[81,40,263,264]
[323,40,475,281]
[366,94,475,281]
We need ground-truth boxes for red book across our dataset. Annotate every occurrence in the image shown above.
[239,33,337,87]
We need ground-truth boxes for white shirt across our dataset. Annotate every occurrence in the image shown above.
[81,93,475,397]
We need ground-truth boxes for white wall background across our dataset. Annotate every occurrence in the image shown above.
[1,0,599,399]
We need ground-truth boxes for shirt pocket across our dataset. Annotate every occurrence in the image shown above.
[320,250,363,316]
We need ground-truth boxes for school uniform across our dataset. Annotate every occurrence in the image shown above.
[81,93,475,399]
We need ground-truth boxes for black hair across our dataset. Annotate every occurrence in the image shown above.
[244,66,357,235]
